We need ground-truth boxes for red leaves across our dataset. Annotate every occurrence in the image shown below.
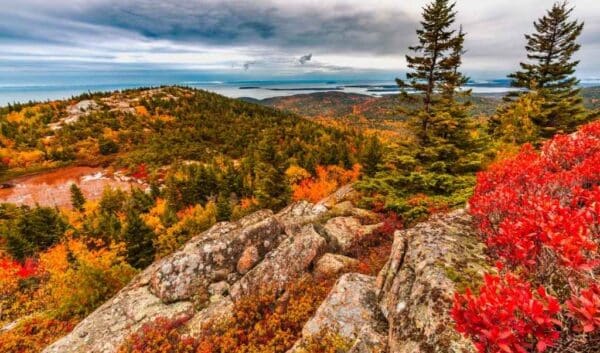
[118,316,196,353]
[566,284,600,333]
[131,164,149,180]
[0,257,39,279]
[452,274,561,353]
[469,121,600,271]
[454,121,600,352]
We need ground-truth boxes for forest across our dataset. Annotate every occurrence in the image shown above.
[1,0,600,352]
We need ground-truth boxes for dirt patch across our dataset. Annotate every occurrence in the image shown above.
[0,166,145,209]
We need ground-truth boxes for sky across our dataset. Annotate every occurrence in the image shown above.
[2,0,600,80]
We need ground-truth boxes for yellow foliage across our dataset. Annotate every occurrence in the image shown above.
[155,114,175,123]
[156,202,217,259]
[285,165,311,184]
[493,92,542,145]
[142,198,168,235]
[38,239,136,318]
[6,111,24,123]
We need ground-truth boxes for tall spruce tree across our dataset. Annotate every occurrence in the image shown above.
[70,183,86,212]
[122,210,156,269]
[508,1,586,137]
[397,0,480,172]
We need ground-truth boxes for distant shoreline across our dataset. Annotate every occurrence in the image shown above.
[1,81,598,107]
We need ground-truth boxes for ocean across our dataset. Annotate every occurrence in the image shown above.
[1,70,598,106]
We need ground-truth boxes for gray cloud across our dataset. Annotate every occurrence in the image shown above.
[1,0,600,77]
[5,0,417,55]
[299,53,312,65]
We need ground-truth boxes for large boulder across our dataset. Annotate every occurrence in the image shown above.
[288,273,387,353]
[42,286,194,353]
[313,253,359,279]
[149,211,285,303]
[376,209,485,353]
[323,217,381,253]
[230,224,327,300]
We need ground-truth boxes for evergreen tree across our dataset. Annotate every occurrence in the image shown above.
[361,136,384,177]
[397,0,480,172]
[122,210,156,269]
[254,162,290,210]
[216,193,232,222]
[70,183,86,212]
[7,206,67,260]
[507,1,586,137]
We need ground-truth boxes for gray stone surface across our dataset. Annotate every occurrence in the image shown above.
[230,224,327,301]
[376,209,483,353]
[149,211,284,303]
[323,217,381,253]
[314,253,359,278]
[288,273,387,353]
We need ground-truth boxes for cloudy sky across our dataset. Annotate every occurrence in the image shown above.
[2,0,600,79]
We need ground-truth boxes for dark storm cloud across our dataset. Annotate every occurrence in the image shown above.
[299,54,312,65]
[2,0,600,76]
[6,0,417,55]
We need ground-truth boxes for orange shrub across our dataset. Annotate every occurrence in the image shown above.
[117,316,196,353]
[0,315,76,353]
[292,164,361,203]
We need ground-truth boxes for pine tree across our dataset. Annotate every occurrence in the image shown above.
[361,136,384,177]
[122,210,156,269]
[216,193,232,222]
[508,1,586,137]
[397,0,480,172]
[70,183,86,212]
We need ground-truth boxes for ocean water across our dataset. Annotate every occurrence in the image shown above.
[1,70,597,106]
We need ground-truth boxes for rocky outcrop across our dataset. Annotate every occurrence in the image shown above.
[288,273,387,353]
[376,209,486,353]
[230,224,327,301]
[324,217,381,253]
[43,286,194,353]
[43,186,376,353]
[149,210,284,303]
[43,186,485,353]
[43,210,288,353]
[314,253,359,278]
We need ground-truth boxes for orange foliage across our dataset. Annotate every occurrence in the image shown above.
[292,164,361,203]
[197,276,334,353]
[117,316,196,353]
[135,106,150,117]
[118,276,334,353]
[38,239,136,318]
[0,315,76,353]
[240,197,259,210]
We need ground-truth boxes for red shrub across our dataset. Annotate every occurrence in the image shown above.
[455,121,600,352]
[131,164,149,180]
[566,283,600,333]
[469,121,600,271]
[117,316,196,353]
[0,257,39,279]
[452,273,561,353]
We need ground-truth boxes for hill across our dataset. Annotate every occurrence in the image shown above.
[251,88,600,139]
[0,87,373,353]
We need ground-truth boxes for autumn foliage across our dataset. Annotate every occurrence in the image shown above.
[290,164,361,203]
[453,121,600,352]
[117,316,196,353]
[452,273,561,353]
[117,276,334,353]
